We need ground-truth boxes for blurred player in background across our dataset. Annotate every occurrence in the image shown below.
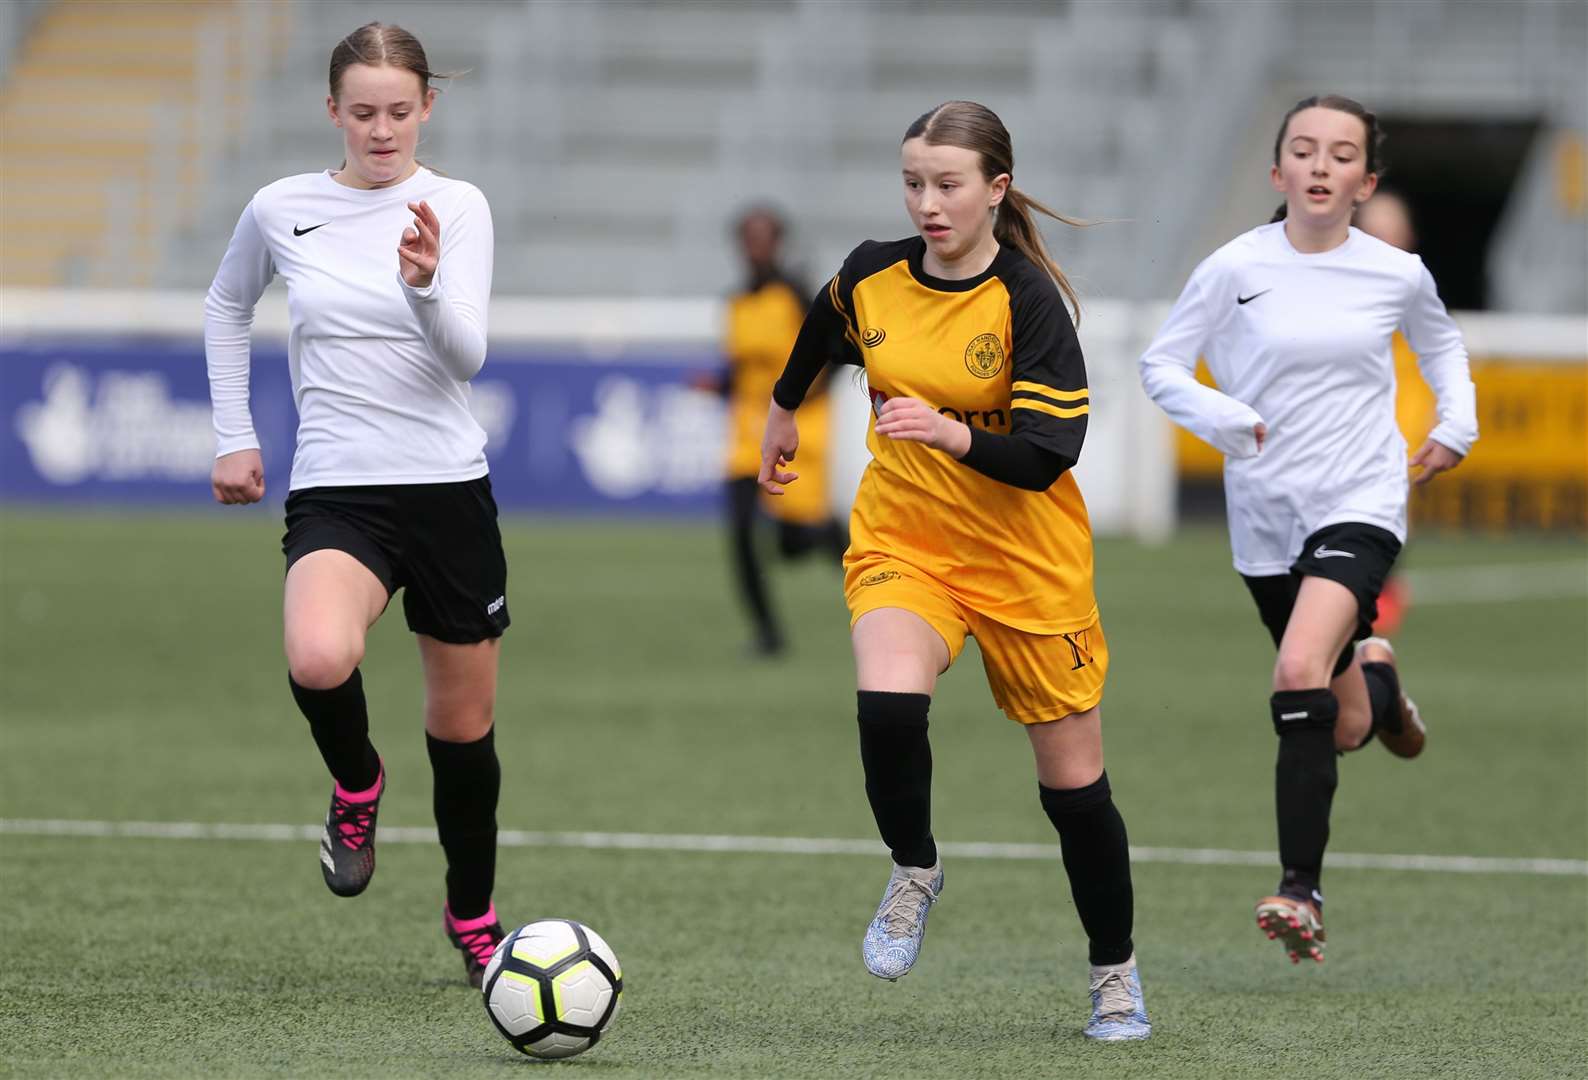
[715,206,846,656]
[1354,188,1422,634]
[1139,95,1478,964]
[761,101,1149,1042]
[204,22,509,988]
[1354,188,1418,254]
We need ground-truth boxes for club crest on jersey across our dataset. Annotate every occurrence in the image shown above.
[859,570,901,587]
[964,333,1005,379]
[861,327,886,347]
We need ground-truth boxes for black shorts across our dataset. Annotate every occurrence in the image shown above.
[282,477,510,645]
[1240,522,1401,678]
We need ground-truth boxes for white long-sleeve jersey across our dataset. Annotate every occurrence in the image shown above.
[204,167,494,490]
[1139,222,1478,575]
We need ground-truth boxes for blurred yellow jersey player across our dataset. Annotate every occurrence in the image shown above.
[719,207,845,656]
[724,272,834,524]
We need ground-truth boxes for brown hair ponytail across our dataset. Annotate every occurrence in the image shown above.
[994,185,1084,322]
[904,100,1084,323]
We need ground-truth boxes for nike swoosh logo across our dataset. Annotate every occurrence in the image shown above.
[293,222,329,236]
[1314,545,1356,559]
[1237,289,1271,305]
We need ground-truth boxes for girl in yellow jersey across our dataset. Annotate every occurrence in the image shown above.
[759,101,1149,1042]
[718,207,846,656]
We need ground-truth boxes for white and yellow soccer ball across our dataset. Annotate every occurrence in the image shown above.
[481,919,623,1059]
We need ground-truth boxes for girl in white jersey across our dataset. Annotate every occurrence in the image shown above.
[204,22,508,988]
[1138,95,1477,965]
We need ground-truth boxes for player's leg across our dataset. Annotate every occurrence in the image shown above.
[1026,707,1149,1042]
[775,516,849,566]
[1330,648,1374,752]
[981,618,1147,1040]
[853,606,951,868]
[418,634,507,988]
[727,476,783,655]
[285,550,389,775]
[1259,574,1357,962]
[1257,522,1409,956]
[849,579,963,981]
[400,476,513,987]
[283,508,394,898]
[1356,636,1426,757]
[1027,707,1132,963]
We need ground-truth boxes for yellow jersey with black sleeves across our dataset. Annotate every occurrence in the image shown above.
[723,275,833,524]
[775,237,1096,634]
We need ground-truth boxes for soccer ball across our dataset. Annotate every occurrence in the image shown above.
[481,919,623,1059]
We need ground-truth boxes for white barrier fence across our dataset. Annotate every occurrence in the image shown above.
[2,289,1582,539]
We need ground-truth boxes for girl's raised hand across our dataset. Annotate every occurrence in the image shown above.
[398,200,441,288]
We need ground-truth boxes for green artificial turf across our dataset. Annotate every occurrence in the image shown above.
[2,510,1584,1078]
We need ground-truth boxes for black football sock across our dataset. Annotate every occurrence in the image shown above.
[428,728,501,920]
[290,669,381,793]
[857,691,936,869]
[1039,772,1134,966]
[1361,661,1403,735]
[1272,688,1339,901]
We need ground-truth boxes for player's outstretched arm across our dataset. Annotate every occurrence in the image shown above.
[212,448,265,505]
[758,399,801,495]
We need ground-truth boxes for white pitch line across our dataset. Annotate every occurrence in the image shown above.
[1401,561,1587,605]
[2,818,1583,878]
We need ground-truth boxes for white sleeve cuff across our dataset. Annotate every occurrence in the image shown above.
[399,269,440,301]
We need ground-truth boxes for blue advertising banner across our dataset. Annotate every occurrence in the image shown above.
[1,339,729,514]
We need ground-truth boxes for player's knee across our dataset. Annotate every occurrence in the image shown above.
[856,651,938,695]
[426,700,494,743]
[286,636,363,690]
[425,678,496,741]
[1273,651,1329,692]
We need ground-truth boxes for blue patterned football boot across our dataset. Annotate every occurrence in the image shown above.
[861,861,943,980]
[1084,955,1151,1041]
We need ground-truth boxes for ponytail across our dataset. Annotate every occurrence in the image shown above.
[994,186,1085,324]
[1270,203,1288,223]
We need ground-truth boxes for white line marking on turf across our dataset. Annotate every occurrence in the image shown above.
[2,818,1583,877]
[1401,561,1587,605]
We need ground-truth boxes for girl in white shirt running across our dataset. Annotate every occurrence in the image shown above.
[204,22,508,988]
[1139,95,1478,965]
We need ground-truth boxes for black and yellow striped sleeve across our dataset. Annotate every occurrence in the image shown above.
[953,265,1085,491]
[1006,269,1089,464]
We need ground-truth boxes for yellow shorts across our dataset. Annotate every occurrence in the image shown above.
[845,555,1107,724]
